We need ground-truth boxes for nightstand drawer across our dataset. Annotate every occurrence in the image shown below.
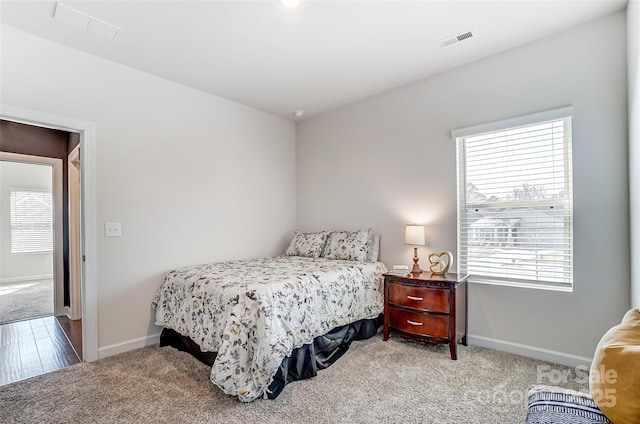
[388,308,448,338]
[388,283,449,313]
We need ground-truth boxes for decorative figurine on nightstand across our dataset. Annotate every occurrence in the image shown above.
[429,250,453,274]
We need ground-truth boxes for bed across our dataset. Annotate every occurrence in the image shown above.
[152,229,386,402]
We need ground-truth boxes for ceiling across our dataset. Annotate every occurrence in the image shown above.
[0,1,628,120]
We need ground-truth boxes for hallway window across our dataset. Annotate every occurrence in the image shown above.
[10,189,53,254]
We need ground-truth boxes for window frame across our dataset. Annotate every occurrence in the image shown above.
[452,106,574,292]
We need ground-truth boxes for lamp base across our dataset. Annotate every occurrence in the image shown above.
[411,246,423,276]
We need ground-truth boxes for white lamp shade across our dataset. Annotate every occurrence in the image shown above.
[405,225,425,246]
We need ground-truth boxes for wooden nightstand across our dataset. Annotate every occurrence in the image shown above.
[383,272,469,360]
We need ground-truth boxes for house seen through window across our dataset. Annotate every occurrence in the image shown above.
[453,107,574,291]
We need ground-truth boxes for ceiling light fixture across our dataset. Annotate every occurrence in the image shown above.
[292,110,305,118]
[280,0,301,8]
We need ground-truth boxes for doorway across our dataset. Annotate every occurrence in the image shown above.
[0,161,56,324]
[0,122,84,384]
[0,104,98,363]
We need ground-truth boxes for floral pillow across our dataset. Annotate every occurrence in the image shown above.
[285,231,329,258]
[322,229,372,262]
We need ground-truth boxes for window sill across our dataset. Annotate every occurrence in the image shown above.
[468,277,573,293]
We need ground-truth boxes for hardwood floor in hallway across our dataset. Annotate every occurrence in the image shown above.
[0,316,81,386]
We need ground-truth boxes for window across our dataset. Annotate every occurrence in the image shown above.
[453,107,573,291]
[10,189,54,254]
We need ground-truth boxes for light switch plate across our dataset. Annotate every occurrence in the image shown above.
[105,222,122,237]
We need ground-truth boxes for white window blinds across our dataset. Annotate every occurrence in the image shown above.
[10,189,54,254]
[453,107,573,290]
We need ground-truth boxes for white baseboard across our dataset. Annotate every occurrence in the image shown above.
[0,274,53,285]
[97,332,593,367]
[98,333,161,359]
[468,334,593,368]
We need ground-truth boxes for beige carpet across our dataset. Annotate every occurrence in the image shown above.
[0,335,589,423]
[0,279,53,324]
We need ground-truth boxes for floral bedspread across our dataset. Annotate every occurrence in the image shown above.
[152,256,387,402]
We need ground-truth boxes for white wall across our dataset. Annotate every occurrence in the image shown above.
[0,24,296,353]
[297,11,630,362]
[629,1,640,309]
[0,161,53,282]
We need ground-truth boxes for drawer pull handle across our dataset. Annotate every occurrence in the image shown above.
[407,296,423,301]
[407,320,423,326]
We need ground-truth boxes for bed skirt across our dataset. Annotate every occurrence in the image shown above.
[159,313,383,399]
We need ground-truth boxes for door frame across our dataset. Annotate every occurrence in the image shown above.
[1,103,98,361]
[68,145,82,321]
[0,153,64,317]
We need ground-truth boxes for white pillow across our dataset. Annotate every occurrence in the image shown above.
[285,231,328,258]
[322,229,372,262]
[366,232,381,262]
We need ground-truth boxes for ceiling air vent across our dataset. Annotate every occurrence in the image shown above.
[439,29,475,49]
[54,2,122,40]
